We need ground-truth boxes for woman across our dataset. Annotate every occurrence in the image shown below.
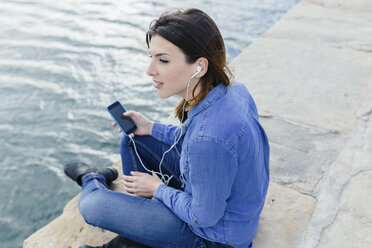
[64,8,269,248]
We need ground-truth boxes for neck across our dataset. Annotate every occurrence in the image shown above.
[184,79,201,103]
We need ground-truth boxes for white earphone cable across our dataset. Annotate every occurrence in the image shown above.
[128,68,198,185]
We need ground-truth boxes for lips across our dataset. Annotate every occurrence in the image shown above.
[153,80,164,89]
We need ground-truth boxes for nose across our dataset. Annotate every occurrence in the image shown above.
[146,60,157,77]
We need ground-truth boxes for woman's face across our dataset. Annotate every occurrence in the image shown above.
[146,35,200,99]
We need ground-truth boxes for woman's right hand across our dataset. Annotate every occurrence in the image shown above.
[112,110,154,137]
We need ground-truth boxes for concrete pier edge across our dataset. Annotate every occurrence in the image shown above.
[231,0,372,247]
[24,0,372,247]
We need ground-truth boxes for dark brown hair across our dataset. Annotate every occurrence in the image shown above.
[146,8,232,122]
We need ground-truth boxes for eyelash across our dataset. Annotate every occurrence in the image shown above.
[148,55,169,64]
[159,59,169,64]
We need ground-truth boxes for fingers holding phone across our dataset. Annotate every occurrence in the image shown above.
[112,122,131,135]
[122,111,154,136]
[107,101,153,137]
[107,101,137,136]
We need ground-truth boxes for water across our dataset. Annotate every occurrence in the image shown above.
[0,0,299,247]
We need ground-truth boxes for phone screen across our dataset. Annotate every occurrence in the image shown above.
[107,101,137,135]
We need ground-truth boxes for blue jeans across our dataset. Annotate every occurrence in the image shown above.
[79,135,235,248]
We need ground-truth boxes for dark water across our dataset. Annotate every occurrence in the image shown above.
[0,0,299,247]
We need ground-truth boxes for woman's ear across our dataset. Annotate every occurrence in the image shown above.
[195,57,208,78]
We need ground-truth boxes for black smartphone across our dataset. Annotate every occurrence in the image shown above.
[106,101,137,135]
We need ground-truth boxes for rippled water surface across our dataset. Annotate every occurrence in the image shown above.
[0,0,299,247]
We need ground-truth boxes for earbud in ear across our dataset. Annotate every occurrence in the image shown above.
[188,65,202,88]
[190,66,202,81]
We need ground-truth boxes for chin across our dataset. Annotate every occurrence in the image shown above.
[157,90,171,99]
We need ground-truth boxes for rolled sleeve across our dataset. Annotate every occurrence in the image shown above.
[154,184,166,201]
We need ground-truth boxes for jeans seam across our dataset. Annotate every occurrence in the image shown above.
[92,175,104,189]
[127,138,140,172]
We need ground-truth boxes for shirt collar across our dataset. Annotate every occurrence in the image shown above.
[183,83,227,127]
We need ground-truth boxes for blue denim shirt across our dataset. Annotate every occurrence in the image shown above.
[153,82,270,248]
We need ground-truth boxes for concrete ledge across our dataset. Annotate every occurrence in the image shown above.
[254,183,316,247]
[24,161,317,248]
[266,0,372,51]
[306,0,372,11]
[230,36,371,135]
[318,170,372,248]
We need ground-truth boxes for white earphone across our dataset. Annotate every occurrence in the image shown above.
[194,65,202,77]
[128,64,203,186]
[187,65,202,88]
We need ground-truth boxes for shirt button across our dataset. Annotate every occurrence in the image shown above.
[193,218,198,223]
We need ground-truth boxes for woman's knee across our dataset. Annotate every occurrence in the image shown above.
[78,190,104,227]
[120,134,132,149]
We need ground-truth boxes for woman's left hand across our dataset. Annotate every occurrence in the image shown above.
[122,171,163,198]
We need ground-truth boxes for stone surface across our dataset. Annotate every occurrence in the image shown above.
[264,1,372,52]
[230,37,372,135]
[230,27,371,192]
[298,114,372,248]
[230,1,372,247]
[306,0,372,11]
[364,114,372,154]
[260,116,346,193]
[23,161,125,248]
[318,170,372,248]
[299,0,372,24]
[254,182,316,248]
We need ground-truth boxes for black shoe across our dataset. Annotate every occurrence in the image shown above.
[64,162,118,186]
[97,167,118,186]
[64,162,97,186]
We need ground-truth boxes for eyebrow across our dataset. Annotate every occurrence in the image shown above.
[149,52,170,57]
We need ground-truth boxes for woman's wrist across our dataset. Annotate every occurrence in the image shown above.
[152,181,162,196]
[148,121,154,136]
